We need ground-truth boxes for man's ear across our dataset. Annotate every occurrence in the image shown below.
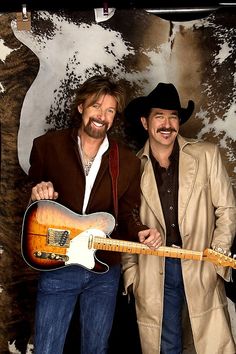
[78,104,83,114]
[141,117,148,130]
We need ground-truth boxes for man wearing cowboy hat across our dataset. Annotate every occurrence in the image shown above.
[122,83,236,353]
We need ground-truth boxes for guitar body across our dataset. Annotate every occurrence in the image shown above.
[21,200,115,272]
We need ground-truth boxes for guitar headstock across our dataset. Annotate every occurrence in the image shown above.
[203,248,236,269]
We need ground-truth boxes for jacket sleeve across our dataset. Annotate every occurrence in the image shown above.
[28,135,47,184]
[121,253,138,294]
[117,152,146,293]
[210,145,236,280]
[116,151,147,242]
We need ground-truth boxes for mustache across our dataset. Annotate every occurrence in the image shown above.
[156,127,177,133]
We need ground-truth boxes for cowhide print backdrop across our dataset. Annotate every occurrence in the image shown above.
[0,7,235,354]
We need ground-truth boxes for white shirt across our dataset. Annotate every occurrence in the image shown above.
[78,135,109,214]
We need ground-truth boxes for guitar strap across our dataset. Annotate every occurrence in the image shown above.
[109,141,119,226]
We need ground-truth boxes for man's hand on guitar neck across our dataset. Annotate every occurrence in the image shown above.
[138,228,162,250]
[31,181,59,201]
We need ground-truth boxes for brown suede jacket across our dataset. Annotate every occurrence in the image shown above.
[28,127,146,267]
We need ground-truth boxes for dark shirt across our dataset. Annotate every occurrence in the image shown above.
[150,140,182,247]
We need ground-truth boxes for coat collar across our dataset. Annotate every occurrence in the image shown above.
[138,134,200,159]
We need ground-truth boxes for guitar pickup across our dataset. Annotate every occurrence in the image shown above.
[34,251,69,262]
[47,228,70,247]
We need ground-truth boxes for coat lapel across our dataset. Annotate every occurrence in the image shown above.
[139,142,166,231]
[88,154,109,200]
[178,136,199,224]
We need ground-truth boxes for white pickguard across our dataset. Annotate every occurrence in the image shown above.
[65,228,106,269]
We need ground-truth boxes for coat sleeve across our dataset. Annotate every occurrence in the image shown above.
[117,149,146,293]
[210,145,236,280]
[116,150,147,241]
[28,135,47,184]
[121,252,138,294]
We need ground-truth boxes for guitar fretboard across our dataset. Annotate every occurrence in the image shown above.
[91,236,203,261]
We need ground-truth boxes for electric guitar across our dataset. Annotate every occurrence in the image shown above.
[21,200,236,272]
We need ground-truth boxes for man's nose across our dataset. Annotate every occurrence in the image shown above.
[97,108,106,120]
[162,117,171,127]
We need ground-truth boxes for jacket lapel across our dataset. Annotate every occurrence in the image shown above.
[139,142,166,231]
[178,136,199,224]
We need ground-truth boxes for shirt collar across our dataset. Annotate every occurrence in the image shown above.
[150,139,179,168]
[77,134,109,159]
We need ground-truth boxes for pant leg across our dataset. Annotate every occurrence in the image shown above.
[80,264,121,354]
[34,267,82,354]
[161,258,185,354]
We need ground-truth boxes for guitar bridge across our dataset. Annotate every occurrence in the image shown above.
[34,251,69,262]
[47,228,70,247]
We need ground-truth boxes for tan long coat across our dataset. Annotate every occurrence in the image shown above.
[122,135,236,354]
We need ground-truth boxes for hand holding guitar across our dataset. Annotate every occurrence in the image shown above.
[138,228,162,250]
[31,181,59,201]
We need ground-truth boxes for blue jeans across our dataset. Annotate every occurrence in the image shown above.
[34,264,121,354]
[161,258,185,354]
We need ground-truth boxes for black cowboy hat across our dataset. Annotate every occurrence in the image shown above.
[124,82,194,148]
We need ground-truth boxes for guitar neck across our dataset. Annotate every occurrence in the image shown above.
[90,236,203,261]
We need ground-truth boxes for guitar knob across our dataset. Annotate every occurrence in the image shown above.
[50,253,56,259]
[36,251,42,257]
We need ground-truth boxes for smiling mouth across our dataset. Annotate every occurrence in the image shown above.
[157,128,177,134]
[156,128,177,140]
[90,118,105,128]
[92,121,104,128]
